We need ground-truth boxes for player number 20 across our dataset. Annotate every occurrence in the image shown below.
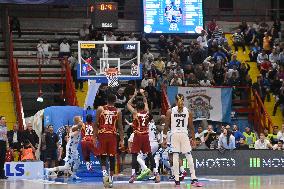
[105,115,113,125]
[176,119,185,127]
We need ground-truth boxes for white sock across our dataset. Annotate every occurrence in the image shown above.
[109,176,113,182]
[185,153,197,180]
[180,166,185,173]
[173,153,179,181]
[170,166,174,175]
[137,154,147,171]
[132,169,136,175]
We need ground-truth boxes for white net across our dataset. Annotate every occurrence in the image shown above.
[105,68,119,88]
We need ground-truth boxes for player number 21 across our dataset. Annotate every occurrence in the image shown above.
[176,119,185,127]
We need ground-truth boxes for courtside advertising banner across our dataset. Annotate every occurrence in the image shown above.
[167,87,232,123]
[5,161,44,179]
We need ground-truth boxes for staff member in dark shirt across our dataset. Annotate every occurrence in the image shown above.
[0,116,8,179]
[45,125,59,168]
[7,123,22,152]
[23,122,39,152]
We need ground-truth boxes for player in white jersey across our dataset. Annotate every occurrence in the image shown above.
[164,94,202,186]
[45,116,83,179]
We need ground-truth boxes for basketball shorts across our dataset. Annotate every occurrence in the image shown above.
[131,134,151,154]
[97,133,117,156]
[81,140,99,161]
[171,132,192,154]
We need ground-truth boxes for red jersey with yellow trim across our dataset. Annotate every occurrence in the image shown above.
[98,105,118,134]
[81,122,94,141]
[132,111,150,134]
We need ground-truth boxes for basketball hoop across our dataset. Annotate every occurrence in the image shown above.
[105,68,119,87]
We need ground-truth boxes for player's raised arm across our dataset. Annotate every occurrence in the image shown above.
[94,106,103,138]
[127,90,138,114]
[117,110,124,147]
[141,89,149,113]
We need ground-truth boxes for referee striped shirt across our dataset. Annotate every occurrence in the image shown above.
[212,28,223,39]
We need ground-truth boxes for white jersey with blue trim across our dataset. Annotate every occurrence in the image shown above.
[149,121,160,143]
[170,106,189,134]
[65,126,81,154]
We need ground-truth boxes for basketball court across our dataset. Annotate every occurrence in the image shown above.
[1,175,283,189]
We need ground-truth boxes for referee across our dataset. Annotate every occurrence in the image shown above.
[0,116,8,179]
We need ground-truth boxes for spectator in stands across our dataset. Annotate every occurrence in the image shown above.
[232,125,245,148]
[273,19,282,39]
[239,20,248,33]
[157,35,167,54]
[237,138,249,150]
[244,25,257,46]
[249,42,261,62]
[218,128,235,150]
[195,137,208,150]
[239,63,251,86]
[207,18,217,38]
[79,24,90,40]
[41,126,48,166]
[9,16,21,38]
[154,56,165,73]
[260,58,272,79]
[145,79,158,109]
[243,127,257,149]
[195,126,205,142]
[263,32,272,53]
[213,62,225,86]
[199,76,212,87]
[59,38,71,58]
[272,140,284,150]
[37,39,53,64]
[212,25,223,41]
[45,125,59,168]
[213,47,227,62]
[23,122,39,151]
[142,49,154,71]
[0,116,8,179]
[7,123,22,155]
[115,88,127,112]
[141,37,151,54]
[268,126,279,145]
[227,54,241,69]
[68,52,83,92]
[204,125,216,148]
[279,48,284,66]
[93,84,108,109]
[170,73,183,86]
[197,30,208,57]
[141,73,150,89]
[148,63,161,82]
[187,73,199,87]
[252,75,270,102]
[232,29,246,53]
[255,133,272,149]
[277,124,284,142]
[257,49,268,67]
[106,31,116,41]
[191,43,206,65]
[21,140,36,161]
[272,82,284,116]
[269,48,279,65]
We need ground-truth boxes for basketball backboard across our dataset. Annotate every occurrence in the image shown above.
[77,40,141,83]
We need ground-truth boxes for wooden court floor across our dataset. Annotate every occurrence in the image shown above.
[0,175,283,189]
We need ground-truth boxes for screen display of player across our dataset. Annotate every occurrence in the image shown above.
[143,0,203,34]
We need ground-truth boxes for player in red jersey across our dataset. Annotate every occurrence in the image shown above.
[127,89,158,183]
[94,94,124,188]
[81,114,98,171]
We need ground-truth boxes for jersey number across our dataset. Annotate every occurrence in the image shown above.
[176,119,185,128]
[105,115,114,125]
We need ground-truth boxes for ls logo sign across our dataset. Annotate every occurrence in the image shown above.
[6,164,25,176]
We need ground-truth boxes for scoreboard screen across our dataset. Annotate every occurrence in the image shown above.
[143,0,203,34]
[91,2,118,29]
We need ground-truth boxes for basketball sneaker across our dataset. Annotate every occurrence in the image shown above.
[169,175,175,181]
[44,168,57,178]
[154,173,160,183]
[103,175,110,188]
[191,179,204,187]
[179,170,187,181]
[137,168,151,181]
[175,179,180,186]
[129,174,136,183]
[109,180,113,188]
